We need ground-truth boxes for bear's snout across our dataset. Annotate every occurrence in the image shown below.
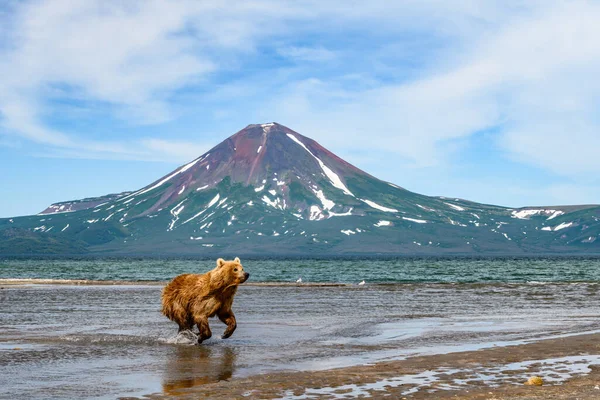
[243,272,250,282]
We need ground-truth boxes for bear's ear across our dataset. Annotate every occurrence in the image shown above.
[216,258,225,268]
[234,257,240,263]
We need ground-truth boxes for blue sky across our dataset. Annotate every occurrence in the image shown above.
[1,0,599,217]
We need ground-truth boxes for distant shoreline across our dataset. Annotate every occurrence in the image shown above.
[0,278,349,287]
[3,278,600,287]
[2,253,600,260]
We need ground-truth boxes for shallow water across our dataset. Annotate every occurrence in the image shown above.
[2,278,600,399]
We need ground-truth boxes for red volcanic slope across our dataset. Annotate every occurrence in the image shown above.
[124,122,373,214]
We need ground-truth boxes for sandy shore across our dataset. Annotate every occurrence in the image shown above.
[139,332,600,399]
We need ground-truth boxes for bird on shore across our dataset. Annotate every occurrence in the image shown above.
[358,280,366,286]
[296,277,302,283]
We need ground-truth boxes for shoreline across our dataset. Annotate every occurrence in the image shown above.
[3,278,600,287]
[141,332,600,399]
[0,278,350,287]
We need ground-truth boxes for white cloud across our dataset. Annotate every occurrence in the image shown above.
[258,1,600,179]
[0,0,599,196]
[0,0,216,159]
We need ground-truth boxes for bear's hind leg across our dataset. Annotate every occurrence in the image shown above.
[217,310,237,339]
[194,316,212,344]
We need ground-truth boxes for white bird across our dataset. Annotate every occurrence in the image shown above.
[296,277,302,283]
[358,280,366,286]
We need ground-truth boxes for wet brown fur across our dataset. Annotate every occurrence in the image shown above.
[161,257,249,343]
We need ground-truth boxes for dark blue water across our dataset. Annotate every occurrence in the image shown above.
[1,257,600,283]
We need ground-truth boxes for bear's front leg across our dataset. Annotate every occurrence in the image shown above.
[178,315,194,333]
[194,316,212,344]
[217,310,237,339]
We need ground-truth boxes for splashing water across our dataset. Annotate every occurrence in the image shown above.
[161,330,198,345]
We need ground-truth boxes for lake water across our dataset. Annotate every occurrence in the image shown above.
[2,256,600,283]
[2,257,600,399]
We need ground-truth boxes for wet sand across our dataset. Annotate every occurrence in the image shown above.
[139,332,600,399]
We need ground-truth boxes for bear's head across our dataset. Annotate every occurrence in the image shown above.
[215,257,249,286]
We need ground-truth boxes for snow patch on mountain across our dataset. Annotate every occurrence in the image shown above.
[547,211,565,220]
[262,195,284,210]
[261,123,274,133]
[41,203,78,215]
[416,204,436,212]
[217,197,228,208]
[309,205,326,221]
[104,213,115,222]
[207,194,221,208]
[512,209,565,220]
[360,199,398,213]
[403,217,427,224]
[313,189,335,210]
[286,133,354,196]
[448,218,467,227]
[445,202,465,211]
[554,222,573,231]
[329,208,353,217]
[168,200,186,231]
[374,220,391,227]
[182,194,220,225]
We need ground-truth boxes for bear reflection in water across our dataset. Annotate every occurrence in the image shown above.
[162,346,236,395]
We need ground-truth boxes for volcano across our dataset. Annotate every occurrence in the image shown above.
[2,123,600,255]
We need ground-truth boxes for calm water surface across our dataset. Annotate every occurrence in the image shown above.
[2,256,600,283]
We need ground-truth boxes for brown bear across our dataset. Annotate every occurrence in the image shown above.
[161,257,249,343]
